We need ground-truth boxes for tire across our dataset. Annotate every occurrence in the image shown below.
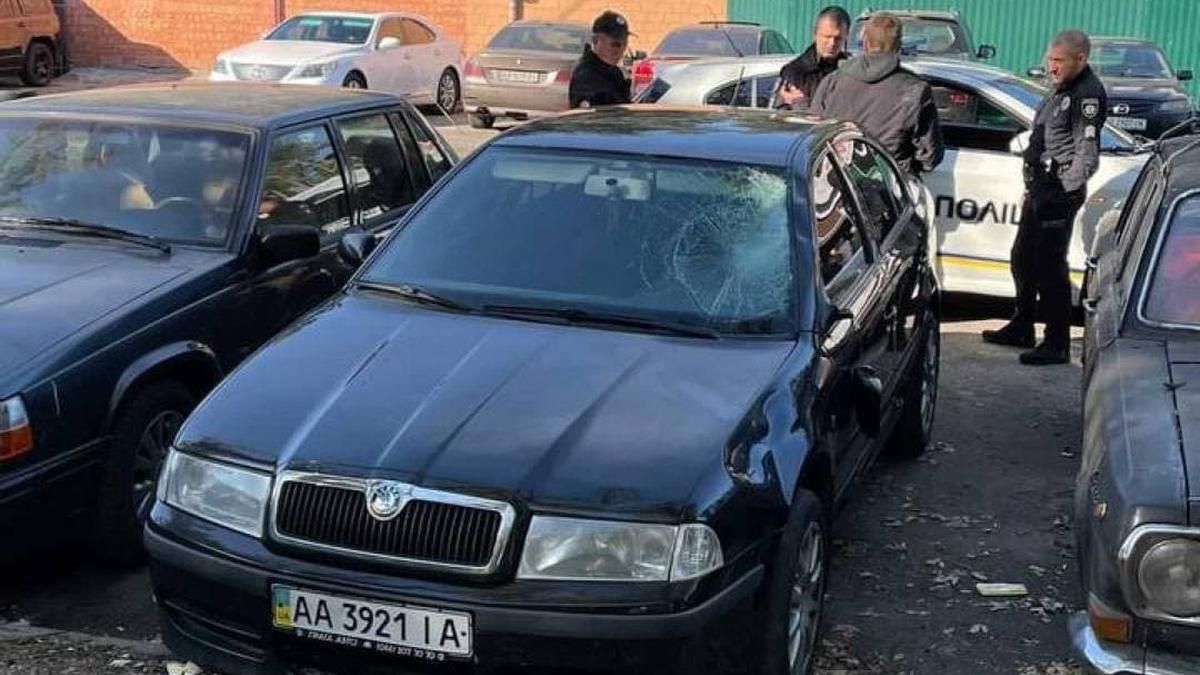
[19,41,53,87]
[342,72,367,89]
[885,313,940,459]
[92,381,196,567]
[759,489,828,675]
[436,68,462,113]
[467,111,494,129]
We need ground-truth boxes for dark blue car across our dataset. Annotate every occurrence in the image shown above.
[146,106,940,674]
[0,82,455,565]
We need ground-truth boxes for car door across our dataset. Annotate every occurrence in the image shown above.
[922,80,1027,296]
[811,146,894,497]
[0,0,24,70]
[400,18,439,100]
[243,122,356,352]
[333,109,425,239]
[361,17,410,94]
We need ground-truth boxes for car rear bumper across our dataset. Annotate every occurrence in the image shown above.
[1069,612,1200,675]
[463,79,569,117]
[146,518,762,675]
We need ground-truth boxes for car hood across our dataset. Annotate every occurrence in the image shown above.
[0,240,192,383]
[1103,78,1189,101]
[180,293,796,517]
[221,40,363,65]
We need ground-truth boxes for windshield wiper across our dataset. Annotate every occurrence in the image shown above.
[0,216,171,253]
[356,281,475,313]
[482,304,720,339]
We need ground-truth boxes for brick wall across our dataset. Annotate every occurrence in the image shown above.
[62,0,724,71]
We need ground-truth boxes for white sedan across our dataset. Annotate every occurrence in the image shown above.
[211,12,464,111]
[639,56,1151,299]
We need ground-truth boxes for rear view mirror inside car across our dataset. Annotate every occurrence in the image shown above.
[584,174,650,201]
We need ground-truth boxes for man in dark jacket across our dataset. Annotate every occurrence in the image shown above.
[809,13,943,175]
[568,11,632,109]
[983,30,1106,365]
[775,6,850,110]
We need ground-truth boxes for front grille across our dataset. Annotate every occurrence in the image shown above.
[1110,100,1157,116]
[272,476,510,572]
[231,63,292,81]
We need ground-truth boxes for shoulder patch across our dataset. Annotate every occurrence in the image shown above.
[1060,96,1071,111]
[1082,98,1100,119]
[1084,125,1096,138]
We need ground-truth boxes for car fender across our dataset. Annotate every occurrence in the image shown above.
[106,342,222,428]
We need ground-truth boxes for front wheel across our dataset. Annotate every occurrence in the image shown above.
[759,489,828,675]
[886,313,940,458]
[19,42,53,87]
[342,72,367,89]
[92,381,195,566]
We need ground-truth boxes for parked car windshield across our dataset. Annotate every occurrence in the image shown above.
[986,75,1138,150]
[656,28,759,57]
[1093,42,1174,80]
[488,24,590,53]
[0,118,249,245]
[853,18,967,55]
[1143,196,1200,326]
[362,147,797,336]
[267,15,375,45]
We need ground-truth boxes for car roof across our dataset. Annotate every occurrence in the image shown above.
[668,23,767,34]
[504,20,589,29]
[492,105,836,167]
[0,82,404,130]
[857,9,960,21]
[1159,136,1200,192]
[1092,37,1156,45]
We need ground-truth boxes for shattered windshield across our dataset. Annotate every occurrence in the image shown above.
[362,147,797,336]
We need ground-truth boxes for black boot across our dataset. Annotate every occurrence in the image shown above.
[1019,342,1069,365]
[982,322,1035,348]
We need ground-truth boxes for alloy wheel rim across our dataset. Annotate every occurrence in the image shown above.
[132,409,184,518]
[786,521,824,674]
[439,73,457,110]
[919,324,940,435]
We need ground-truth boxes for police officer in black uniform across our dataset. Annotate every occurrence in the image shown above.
[983,30,1106,365]
[568,11,633,109]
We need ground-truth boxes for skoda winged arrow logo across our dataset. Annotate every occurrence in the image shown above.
[364,481,412,521]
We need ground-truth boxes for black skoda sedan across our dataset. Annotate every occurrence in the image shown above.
[1073,131,1200,674]
[146,107,941,675]
[0,82,455,565]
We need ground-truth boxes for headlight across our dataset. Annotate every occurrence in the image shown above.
[294,62,336,79]
[157,449,272,537]
[517,516,722,582]
[1137,538,1200,617]
[0,396,33,461]
[1158,98,1192,113]
[212,59,229,75]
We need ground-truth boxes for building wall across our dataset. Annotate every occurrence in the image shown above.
[62,0,725,72]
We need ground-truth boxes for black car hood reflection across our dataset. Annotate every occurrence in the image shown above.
[0,240,191,378]
[1105,78,1190,103]
[180,292,797,516]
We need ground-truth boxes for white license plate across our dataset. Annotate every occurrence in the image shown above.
[272,586,472,660]
[1109,116,1147,131]
[492,69,542,84]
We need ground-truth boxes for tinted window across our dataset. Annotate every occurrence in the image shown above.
[487,24,590,54]
[812,152,864,285]
[986,76,1136,151]
[389,112,431,194]
[399,111,452,183]
[705,79,753,107]
[0,119,248,245]
[634,78,673,103]
[1093,42,1173,80]
[853,17,968,56]
[267,15,374,44]
[1143,196,1200,325]
[755,76,779,108]
[931,83,1022,152]
[362,147,795,335]
[837,140,901,244]
[402,19,436,45]
[656,28,759,57]
[259,126,350,241]
[337,114,416,224]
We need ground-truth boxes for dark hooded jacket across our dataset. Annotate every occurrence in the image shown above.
[568,45,631,109]
[778,44,848,104]
[810,52,944,175]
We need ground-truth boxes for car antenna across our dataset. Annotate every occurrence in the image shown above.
[728,65,747,108]
[704,8,744,58]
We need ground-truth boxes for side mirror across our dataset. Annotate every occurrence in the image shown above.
[260,224,320,266]
[820,306,854,355]
[1026,66,1046,79]
[976,45,996,60]
[378,36,402,51]
[1009,129,1032,155]
[338,231,378,267]
[1177,70,1194,82]
[852,365,884,437]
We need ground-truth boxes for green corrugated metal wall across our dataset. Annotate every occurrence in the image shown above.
[727,0,1200,100]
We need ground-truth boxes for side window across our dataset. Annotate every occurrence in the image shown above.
[1142,196,1200,325]
[931,83,1024,153]
[812,152,865,286]
[336,113,417,225]
[389,112,432,194]
[377,18,405,46]
[754,75,778,108]
[398,109,452,183]
[704,79,753,107]
[836,139,902,244]
[776,33,795,53]
[1118,179,1164,281]
[259,126,350,242]
[402,19,436,45]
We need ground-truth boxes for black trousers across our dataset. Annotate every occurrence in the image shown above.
[1010,181,1086,349]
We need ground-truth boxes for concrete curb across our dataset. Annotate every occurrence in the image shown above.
[0,620,172,658]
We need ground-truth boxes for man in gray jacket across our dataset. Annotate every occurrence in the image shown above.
[809,13,943,176]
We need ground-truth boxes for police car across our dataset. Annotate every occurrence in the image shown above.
[637,56,1151,300]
